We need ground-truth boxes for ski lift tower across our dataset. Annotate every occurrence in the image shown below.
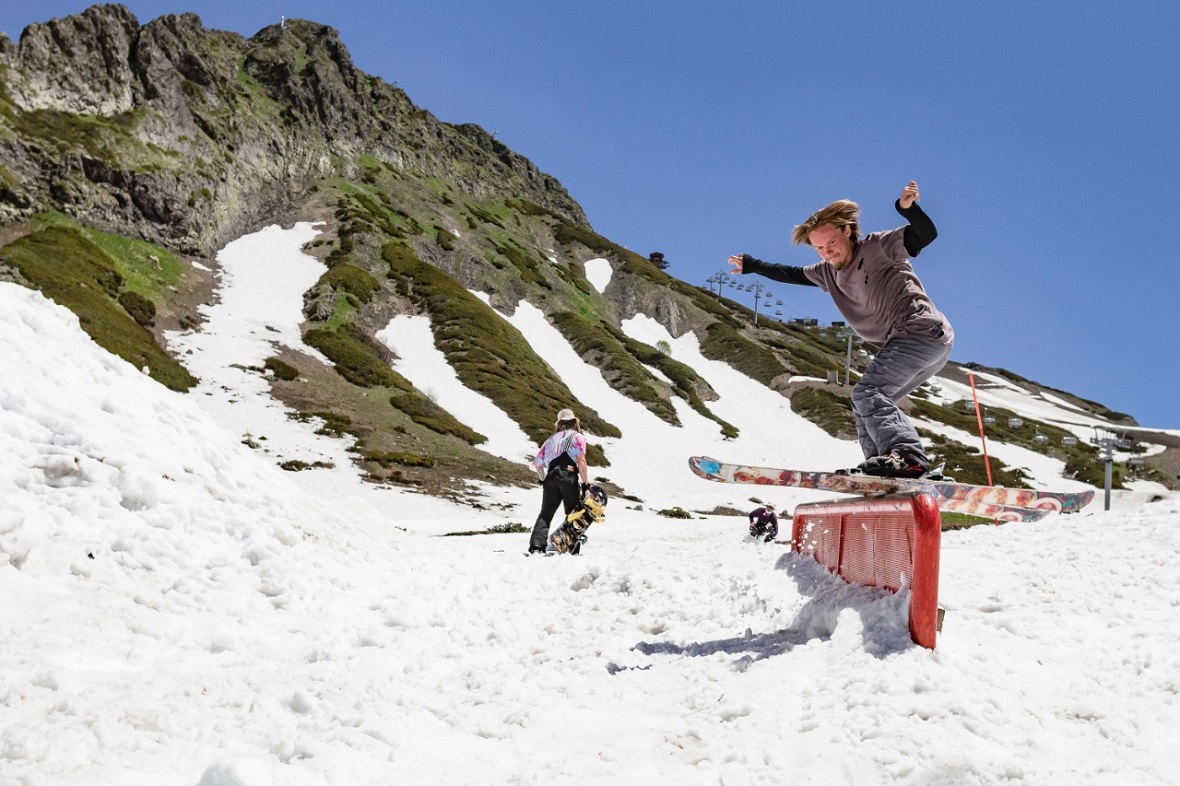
[837,328,860,385]
[705,271,727,296]
[1090,427,1131,511]
[748,281,770,325]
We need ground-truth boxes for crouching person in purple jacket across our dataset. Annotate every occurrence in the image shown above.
[748,503,778,543]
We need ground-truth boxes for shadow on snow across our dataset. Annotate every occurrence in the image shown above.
[612,554,915,672]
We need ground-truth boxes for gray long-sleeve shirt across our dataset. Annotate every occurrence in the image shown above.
[741,202,953,348]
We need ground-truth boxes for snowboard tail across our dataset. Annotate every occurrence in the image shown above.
[688,456,1094,519]
[550,484,609,554]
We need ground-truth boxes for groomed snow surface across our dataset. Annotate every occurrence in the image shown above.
[1,225,1177,785]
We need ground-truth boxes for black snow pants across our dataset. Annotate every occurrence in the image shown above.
[529,462,581,553]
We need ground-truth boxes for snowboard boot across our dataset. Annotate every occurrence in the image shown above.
[858,450,930,479]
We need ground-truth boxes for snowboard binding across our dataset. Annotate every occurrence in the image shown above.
[550,484,608,555]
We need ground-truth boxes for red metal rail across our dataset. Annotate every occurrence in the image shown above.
[792,493,941,649]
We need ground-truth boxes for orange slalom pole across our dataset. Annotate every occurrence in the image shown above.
[968,373,994,486]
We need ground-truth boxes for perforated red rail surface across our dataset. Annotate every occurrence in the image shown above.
[792,493,941,649]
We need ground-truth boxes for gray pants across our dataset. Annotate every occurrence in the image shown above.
[851,335,952,461]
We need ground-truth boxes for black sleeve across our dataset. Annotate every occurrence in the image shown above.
[740,254,817,287]
[896,200,937,257]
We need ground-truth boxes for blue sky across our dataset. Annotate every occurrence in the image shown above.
[4,1,1178,429]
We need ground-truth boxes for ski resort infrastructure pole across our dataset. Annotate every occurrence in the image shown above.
[845,332,853,386]
[968,373,994,486]
[1105,454,1113,511]
[1090,430,1115,511]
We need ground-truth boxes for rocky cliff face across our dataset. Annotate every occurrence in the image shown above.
[0,4,586,255]
[1,6,1144,494]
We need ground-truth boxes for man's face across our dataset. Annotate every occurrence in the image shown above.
[808,224,854,270]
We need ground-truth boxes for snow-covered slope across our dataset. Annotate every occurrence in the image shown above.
[2,225,1177,786]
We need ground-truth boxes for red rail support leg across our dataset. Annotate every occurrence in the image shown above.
[791,493,942,649]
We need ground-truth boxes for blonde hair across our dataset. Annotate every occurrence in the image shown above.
[791,199,860,246]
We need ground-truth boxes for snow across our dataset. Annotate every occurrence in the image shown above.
[583,257,612,293]
[376,314,534,463]
[932,369,1111,442]
[1,224,1178,785]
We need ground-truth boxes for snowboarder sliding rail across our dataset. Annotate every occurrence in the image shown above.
[728,181,952,479]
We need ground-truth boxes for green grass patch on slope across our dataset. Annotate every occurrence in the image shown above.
[550,311,677,423]
[540,208,739,326]
[607,324,738,438]
[302,322,487,443]
[382,241,621,448]
[1,225,197,391]
[911,398,1103,486]
[27,214,187,303]
[919,430,1031,487]
[25,211,187,310]
[304,323,411,389]
[490,238,549,289]
[318,263,380,304]
[790,387,857,440]
[389,393,486,445]
[699,322,786,386]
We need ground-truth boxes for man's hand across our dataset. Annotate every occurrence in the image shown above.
[899,181,920,209]
[727,254,745,274]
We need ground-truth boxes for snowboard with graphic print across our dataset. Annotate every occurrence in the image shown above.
[688,456,1094,522]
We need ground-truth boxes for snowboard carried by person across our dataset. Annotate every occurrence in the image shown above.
[550,484,609,555]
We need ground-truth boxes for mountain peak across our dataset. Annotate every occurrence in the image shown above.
[0,4,586,254]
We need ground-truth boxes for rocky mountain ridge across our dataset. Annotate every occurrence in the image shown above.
[1,4,1170,496]
[0,4,584,256]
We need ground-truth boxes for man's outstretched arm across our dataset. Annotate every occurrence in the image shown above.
[896,180,937,257]
[728,253,816,287]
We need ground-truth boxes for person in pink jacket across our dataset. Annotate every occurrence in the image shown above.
[528,408,589,554]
